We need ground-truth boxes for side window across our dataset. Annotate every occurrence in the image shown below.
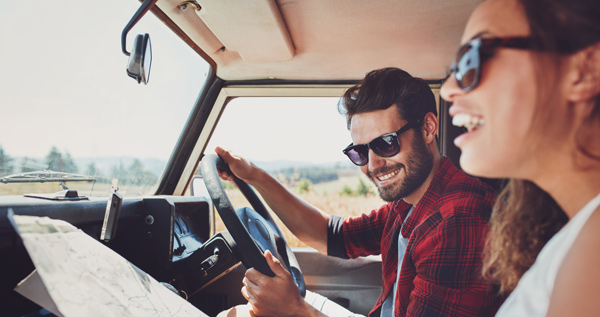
[200,97,384,247]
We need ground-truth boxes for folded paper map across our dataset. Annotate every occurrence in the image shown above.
[9,210,207,317]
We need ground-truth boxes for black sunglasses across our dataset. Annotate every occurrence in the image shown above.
[450,37,533,92]
[343,119,421,166]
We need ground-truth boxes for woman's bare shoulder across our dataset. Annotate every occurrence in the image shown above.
[548,205,600,316]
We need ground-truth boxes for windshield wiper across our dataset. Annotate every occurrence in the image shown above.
[1,170,98,201]
[0,170,96,184]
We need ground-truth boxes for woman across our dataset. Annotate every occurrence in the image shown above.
[440,0,600,315]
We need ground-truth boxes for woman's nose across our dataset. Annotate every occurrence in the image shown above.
[440,74,463,103]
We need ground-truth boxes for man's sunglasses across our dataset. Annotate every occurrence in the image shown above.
[450,37,533,92]
[343,119,421,166]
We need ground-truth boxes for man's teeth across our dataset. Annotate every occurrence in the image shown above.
[452,113,484,131]
[377,170,399,181]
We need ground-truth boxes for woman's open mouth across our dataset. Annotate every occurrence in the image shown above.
[452,113,484,132]
[452,113,484,147]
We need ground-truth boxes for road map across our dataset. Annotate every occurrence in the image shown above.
[10,211,208,317]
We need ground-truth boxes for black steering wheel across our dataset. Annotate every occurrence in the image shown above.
[199,154,306,297]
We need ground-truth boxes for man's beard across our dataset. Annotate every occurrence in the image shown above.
[369,132,434,202]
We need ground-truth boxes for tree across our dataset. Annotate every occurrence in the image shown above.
[111,159,157,186]
[297,178,312,193]
[0,146,13,175]
[272,166,339,185]
[45,147,78,173]
[356,178,371,196]
[340,185,354,196]
[19,157,43,173]
[111,161,127,183]
[129,159,147,186]
[339,178,373,197]
[62,152,78,173]
[45,147,63,171]
[86,162,99,177]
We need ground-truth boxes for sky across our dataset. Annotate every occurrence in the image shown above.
[0,0,207,162]
[0,0,352,166]
[206,97,352,164]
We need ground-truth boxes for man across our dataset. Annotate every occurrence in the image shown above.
[217,67,501,316]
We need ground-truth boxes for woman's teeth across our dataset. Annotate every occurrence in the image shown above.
[452,113,484,132]
[377,170,399,181]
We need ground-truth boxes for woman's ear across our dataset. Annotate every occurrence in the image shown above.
[567,43,600,102]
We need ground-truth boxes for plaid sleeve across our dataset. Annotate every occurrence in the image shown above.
[405,214,498,317]
[327,203,393,259]
[327,215,349,259]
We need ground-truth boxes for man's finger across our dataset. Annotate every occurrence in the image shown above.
[264,250,288,277]
[215,146,235,164]
[242,285,258,304]
[241,285,249,301]
[245,267,267,283]
[243,275,260,289]
[217,169,233,181]
[214,147,237,180]
[214,146,227,158]
[243,273,266,301]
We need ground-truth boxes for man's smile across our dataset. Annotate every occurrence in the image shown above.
[376,169,400,182]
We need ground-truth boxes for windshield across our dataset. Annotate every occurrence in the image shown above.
[0,0,210,197]
[200,97,386,248]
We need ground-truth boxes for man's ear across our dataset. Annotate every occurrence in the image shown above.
[567,43,600,103]
[422,112,438,144]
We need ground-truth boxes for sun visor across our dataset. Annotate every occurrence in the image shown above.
[195,0,295,62]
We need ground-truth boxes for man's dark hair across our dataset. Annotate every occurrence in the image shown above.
[339,67,437,130]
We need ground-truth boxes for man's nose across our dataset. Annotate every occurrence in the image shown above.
[367,149,385,171]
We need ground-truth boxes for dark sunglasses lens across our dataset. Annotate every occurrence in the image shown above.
[455,44,479,90]
[346,147,368,166]
[370,134,400,157]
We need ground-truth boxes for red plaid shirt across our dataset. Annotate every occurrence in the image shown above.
[328,157,503,316]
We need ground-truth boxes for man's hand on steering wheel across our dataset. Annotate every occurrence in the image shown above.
[215,146,256,183]
[200,150,306,299]
[242,250,309,316]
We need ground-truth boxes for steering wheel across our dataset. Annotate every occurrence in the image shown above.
[199,154,306,297]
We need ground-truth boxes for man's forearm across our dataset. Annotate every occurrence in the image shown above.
[248,167,330,254]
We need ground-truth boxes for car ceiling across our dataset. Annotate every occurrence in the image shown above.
[156,0,479,81]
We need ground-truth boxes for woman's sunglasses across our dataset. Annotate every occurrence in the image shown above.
[343,119,420,166]
[450,37,533,92]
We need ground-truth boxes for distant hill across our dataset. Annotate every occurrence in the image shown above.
[74,157,167,179]
[7,155,354,180]
[253,159,354,172]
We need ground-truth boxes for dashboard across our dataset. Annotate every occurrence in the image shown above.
[0,195,241,315]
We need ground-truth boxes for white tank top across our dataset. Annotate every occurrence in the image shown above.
[496,192,600,316]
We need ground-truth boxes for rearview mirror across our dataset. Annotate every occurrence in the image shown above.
[126,33,152,84]
[121,0,157,85]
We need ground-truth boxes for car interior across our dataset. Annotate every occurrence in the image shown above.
[0,0,496,316]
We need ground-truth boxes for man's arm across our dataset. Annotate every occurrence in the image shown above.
[215,147,330,254]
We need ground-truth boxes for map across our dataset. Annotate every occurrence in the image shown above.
[10,211,208,317]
